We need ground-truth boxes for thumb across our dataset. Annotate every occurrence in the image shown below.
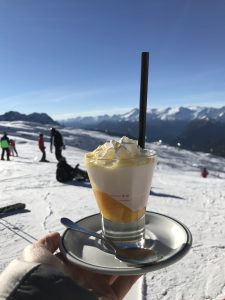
[21,232,64,271]
[36,232,61,253]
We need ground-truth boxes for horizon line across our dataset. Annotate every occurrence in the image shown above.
[0,103,224,121]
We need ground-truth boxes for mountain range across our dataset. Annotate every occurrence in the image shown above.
[60,106,225,125]
[60,106,225,158]
[0,111,58,125]
[0,107,224,157]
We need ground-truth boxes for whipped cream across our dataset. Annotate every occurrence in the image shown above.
[85,136,151,162]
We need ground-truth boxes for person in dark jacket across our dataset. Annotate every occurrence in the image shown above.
[50,128,65,161]
[201,167,209,178]
[56,157,75,182]
[38,133,48,162]
[56,158,90,183]
[1,132,10,161]
[0,232,140,300]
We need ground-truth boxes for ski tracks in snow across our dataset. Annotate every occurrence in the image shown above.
[42,192,53,231]
[190,180,225,300]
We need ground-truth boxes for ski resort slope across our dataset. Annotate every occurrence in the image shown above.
[0,121,225,300]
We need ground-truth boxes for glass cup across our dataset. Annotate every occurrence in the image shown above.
[85,149,157,248]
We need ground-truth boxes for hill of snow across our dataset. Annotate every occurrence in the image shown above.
[0,121,225,300]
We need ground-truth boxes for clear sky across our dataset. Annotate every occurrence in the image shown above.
[0,0,225,120]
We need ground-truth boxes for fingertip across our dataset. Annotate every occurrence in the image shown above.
[47,232,61,241]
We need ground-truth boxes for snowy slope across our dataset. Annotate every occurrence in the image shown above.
[0,121,225,300]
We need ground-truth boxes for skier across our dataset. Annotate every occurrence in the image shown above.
[1,132,10,161]
[50,128,65,161]
[56,158,89,183]
[38,133,48,162]
[56,157,75,182]
[9,139,18,156]
[201,167,209,178]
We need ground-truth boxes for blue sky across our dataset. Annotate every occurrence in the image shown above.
[0,0,225,120]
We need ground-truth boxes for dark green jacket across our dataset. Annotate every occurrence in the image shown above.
[1,137,9,149]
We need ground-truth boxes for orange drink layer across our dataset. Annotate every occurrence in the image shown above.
[93,189,146,223]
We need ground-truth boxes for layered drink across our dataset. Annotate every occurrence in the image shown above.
[84,136,157,247]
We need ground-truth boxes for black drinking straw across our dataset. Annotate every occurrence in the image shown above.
[138,52,149,149]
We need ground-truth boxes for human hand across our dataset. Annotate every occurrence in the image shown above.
[22,232,141,300]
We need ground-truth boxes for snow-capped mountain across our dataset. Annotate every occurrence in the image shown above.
[60,106,225,126]
[147,106,225,121]
[59,106,225,158]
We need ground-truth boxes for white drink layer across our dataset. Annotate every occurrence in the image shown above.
[85,136,157,211]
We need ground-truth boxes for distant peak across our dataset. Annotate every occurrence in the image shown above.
[0,111,58,125]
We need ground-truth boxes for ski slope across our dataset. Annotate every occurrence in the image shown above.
[0,121,225,300]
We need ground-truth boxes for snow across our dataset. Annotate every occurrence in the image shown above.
[1,121,225,299]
